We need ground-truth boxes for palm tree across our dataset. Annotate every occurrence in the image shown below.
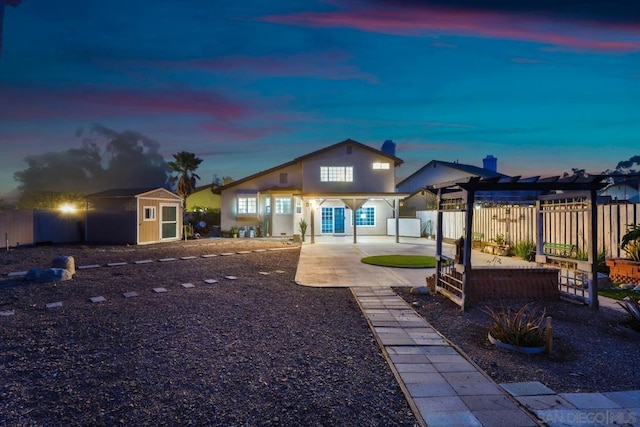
[168,151,203,200]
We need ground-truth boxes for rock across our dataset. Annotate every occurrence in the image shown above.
[410,286,429,295]
[51,256,75,276]
[619,283,635,290]
[24,268,73,283]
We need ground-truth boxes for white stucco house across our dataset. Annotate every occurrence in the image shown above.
[214,139,410,242]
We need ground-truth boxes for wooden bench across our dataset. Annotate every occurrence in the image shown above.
[543,242,576,258]
[472,232,484,241]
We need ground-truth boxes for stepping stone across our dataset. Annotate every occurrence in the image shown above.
[46,302,63,309]
[203,279,218,284]
[253,249,267,252]
[201,254,218,258]
[78,264,100,270]
[237,251,251,254]
[181,283,195,289]
[107,262,127,267]
[181,256,197,260]
[123,291,139,298]
[158,258,177,262]
[220,253,235,256]
[153,287,168,293]
[134,260,154,264]
[275,270,286,274]
[225,276,238,280]
[7,271,27,277]
[90,296,106,303]
[258,272,271,275]
[501,381,556,397]
[0,310,15,316]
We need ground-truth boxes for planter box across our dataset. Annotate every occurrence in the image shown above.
[468,267,560,302]
[606,258,640,285]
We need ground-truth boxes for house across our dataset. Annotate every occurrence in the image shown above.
[85,188,183,245]
[600,178,640,203]
[397,156,507,216]
[185,185,221,212]
[214,139,409,242]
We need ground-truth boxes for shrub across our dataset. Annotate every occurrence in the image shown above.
[621,224,640,261]
[513,240,536,261]
[617,297,640,333]
[484,303,546,348]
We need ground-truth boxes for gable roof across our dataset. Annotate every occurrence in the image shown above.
[213,138,403,194]
[396,159,507,188]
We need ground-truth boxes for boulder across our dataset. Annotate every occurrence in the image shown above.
[410,286,430,295]
[25,268,73,283]
[51,256,75,276]
[620,283,635,290]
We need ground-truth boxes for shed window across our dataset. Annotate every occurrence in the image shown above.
[143,206,156,221]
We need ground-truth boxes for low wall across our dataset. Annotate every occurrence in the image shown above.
[468,267,560,301]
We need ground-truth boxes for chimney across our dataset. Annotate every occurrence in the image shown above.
[381,139,396,157]
[483,155,497,172]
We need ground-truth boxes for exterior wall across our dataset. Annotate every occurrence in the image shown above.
[186,188,221,211]
[601,184,639,203]
[397,163,478,194]
[86,210,137,244]
[308,199,392,237]
[0,209,34,247]
[220,164,301,233]
[301,144,395,193]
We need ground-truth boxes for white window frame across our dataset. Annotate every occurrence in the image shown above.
[320,166,353,182]
[143,206,156,221]
[274,197,292,214]
[237,196,257,215]
[372,162,390,170]
[295,198,302,214]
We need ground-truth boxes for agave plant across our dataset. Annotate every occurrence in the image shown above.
[484,303,546,348]
[617,297,640,333]
[620,224,640,261]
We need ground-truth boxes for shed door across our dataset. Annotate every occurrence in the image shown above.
[160,205,178,239]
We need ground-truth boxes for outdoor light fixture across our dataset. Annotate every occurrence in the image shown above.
[59,204,76,213]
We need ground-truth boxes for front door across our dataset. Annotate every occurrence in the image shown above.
[321,207,345,234]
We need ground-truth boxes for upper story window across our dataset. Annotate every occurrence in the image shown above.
[372,162,390,170]
[238,197,257,214]
[320,166,353,182]
[275,197,292,214]
[279,173,288,184]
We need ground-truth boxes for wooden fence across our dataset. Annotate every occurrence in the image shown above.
[417,202,640,258]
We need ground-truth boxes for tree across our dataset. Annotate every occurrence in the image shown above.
[13,124,170,209]
[168,151,203,199]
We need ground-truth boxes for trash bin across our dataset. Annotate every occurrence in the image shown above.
[212,226,220,237]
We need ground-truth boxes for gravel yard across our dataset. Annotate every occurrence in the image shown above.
[397,288,640,394]
[0,240,417,426]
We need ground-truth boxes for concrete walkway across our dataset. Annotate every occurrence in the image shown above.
[295,236,640,427]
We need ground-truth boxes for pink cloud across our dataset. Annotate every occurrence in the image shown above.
[259,4,640,52]
[150,51,378,84]
[0,84,253,122]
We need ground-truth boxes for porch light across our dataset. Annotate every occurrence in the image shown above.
[59,204,77,213]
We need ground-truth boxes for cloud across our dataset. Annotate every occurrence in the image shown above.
[260,1,640,52]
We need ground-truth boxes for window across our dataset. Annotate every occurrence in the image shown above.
[320,166,353,182]
[275,197,292,214]
[279,173,288,184]
[295,198,302,214]
[143,206,156,221]
[238,197,257,214]
[265,198,271,214]
[354,207,375,227]
[372,162,390,170]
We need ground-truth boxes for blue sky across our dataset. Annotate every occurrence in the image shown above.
[1,0,639,198]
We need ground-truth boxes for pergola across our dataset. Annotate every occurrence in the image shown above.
[429,175,608,311]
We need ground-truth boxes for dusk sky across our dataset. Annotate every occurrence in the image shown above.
[1,0,639,198]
